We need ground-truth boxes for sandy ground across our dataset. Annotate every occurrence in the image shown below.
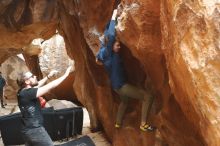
[0,100,111,146]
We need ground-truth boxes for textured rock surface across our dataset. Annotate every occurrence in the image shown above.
[38,34,74,76]
[161,1,220,146]
[0,0,57,64]
[57,0,164,145]
[0,0,220,146]
[36,34,76,101]
[0,55,28,100]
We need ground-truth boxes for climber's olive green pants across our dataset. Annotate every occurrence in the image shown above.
[114,84,154,125]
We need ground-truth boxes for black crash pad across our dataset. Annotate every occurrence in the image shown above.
[56,135,95,146]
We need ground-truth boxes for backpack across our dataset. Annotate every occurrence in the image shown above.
[0,76,6,88]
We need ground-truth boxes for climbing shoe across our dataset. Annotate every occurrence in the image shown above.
[140,124,156,132]
[115,123,121,128]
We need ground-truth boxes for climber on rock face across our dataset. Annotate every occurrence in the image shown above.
[16,67,72,145]
[96,9,155,132]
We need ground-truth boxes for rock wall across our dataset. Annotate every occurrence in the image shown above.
[0,0,58,64]
[57,0,166,145]
[0,0,220,146]
[161,1,220,146]
[37,34,76,101]
[0,55,28,100]
[38,34,74,76]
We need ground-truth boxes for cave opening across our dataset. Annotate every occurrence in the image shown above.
[0,32,92,120]
[0,32,84,106]
[0,31,97,144]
